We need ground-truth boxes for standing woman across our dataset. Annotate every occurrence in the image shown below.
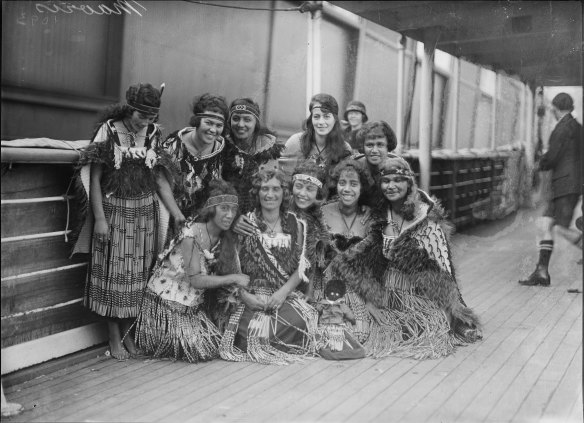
[160,93,229,228]
[319,159,374,343]
[70,83,177,360]
[135,180,249,362]
[280,93,352,197]
[330,157,482,359]
[223,98,284,215]
[220,169,318,364]
[343,100,368,153]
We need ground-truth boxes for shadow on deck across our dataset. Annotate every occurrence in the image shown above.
[3,208,582,423]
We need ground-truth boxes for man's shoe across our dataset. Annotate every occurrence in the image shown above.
[519,268,551,286]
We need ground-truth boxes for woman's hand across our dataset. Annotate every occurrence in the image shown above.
[231,273,250,288]
[266,287,289,311]
[232,215,258,237]
[240,290,267,312]
[93,218,109,242]
[172,211,186,233]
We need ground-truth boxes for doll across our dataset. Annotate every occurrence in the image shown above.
[315,279,365,360]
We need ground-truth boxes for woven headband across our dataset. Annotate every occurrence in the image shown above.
[204,194,238,209]
[229,104,260,121]
[380,168,415,178]
[196,113,226,123]
[293,174,323,188]
[127,100,160,115]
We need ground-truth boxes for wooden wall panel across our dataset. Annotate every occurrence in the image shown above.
[1,301,99,348]
[1,201,70,238]
[1,265,87,316]
[1,164,74,200]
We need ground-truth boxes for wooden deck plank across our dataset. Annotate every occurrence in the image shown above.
[83,359,244,421]
[27,359,175,422]
[512,312,582,422]
[540,345,583,421]
[347,270,553,422]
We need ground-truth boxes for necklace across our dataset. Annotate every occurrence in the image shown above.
[120,119,141,147]
[314,142,327,167]
[338,203,358,237]
[263,215,280,238]
[388,207,405,235]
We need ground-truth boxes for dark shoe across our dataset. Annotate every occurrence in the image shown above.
[519,268,550,286]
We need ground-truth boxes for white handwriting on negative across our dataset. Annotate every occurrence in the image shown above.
[35,1,147,17]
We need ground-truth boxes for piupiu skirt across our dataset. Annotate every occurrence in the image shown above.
[84,191,159,318]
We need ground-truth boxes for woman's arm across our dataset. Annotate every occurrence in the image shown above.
[90,164,108,240]
[155,173,185,232]
[182,236,249,289]
[266,268,303,311]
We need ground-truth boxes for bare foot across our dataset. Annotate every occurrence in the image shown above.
[109,340,130,360]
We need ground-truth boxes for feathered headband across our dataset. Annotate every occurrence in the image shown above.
[127,83,165,115]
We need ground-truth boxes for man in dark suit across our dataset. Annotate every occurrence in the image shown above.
[520,92,582,286]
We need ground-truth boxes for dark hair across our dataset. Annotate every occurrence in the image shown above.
[355,121,397,153]
[552,93,574,112]
[227,97,276,145]
[331,159,373,203]
[377,156,417,221]
[300,93,346,163]
[95,82,162,130]
[189,93,229,133]
[324,279,346,299]
[249,168,290,216]
[198,179,239,222]
[291,160,328,201]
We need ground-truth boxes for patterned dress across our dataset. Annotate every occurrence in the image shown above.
[72,120,174,318]
[330,191,482,360]
[160,128,226,219]
[220,211,318,365]
[134,221,224,362]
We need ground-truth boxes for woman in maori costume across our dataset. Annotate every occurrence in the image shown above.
[329,156,482,359]
[70,82,178,360]
[222,97,284,215]
[220,169,318,364]
[135,180,248,362]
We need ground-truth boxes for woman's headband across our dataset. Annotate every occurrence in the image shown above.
[204,194,238,209]
[293,174,323,188]
[127,101,160,115]
[380,168,415,178]
[195,113,226,123]
[229,104,260,121]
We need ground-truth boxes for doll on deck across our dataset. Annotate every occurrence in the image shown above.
[315,279,365,360]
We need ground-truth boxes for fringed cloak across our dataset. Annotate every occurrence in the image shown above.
[222,134,285,214]
[329,190,482,359]
[219,211,318,365]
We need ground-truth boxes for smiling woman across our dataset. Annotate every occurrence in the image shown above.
[158,94,229,237]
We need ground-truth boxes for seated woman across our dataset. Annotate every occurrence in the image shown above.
[288,160,331,299]
[330,156,482,360]
[353,120,398,208]
[319,159,374,343]
[134,180,249,363]
[220,169,318,364]
[222,97,284,215]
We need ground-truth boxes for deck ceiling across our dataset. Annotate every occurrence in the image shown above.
[329,1,583,87]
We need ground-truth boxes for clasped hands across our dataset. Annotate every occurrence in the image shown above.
[240,287,289,313]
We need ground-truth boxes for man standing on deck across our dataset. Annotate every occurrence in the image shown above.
[519,92,582,286]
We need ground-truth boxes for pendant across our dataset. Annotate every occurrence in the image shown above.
[388,220,399,231]
[343,231,354,238]
[268,230,276,238]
